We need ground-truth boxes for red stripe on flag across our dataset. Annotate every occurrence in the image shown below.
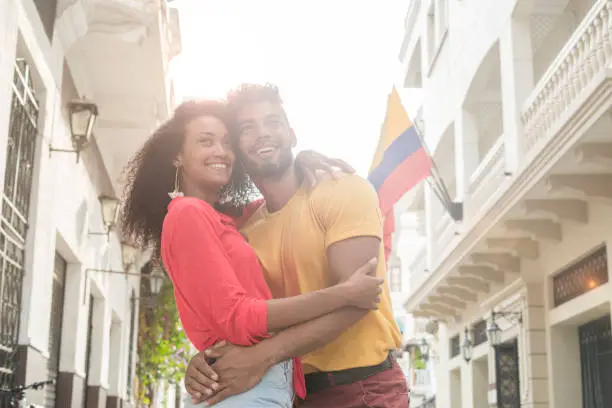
[377,148,432,215]
[383,210,394,263]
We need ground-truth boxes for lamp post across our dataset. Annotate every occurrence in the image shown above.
[49,99,98,162]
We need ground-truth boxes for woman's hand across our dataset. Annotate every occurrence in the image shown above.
[295,150,355,188]
[340,258,384,310]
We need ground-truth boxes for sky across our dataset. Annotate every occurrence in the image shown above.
[170,0,408,176]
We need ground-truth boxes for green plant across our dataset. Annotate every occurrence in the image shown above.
[412,347,426,370]
[135,278,190,405]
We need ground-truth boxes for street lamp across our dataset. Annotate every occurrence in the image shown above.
[419,338,430,362]
[83,267,167,305]
[487,318,502,346]
[121,242,138,270]
[462,328,473,363]
[49,99,99,162]
[149,265,165,295]
[486,310,523,347]
[89,195,119,239]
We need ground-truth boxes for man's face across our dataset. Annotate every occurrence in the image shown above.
[234,100,296,179]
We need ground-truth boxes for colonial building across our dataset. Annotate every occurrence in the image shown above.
[0,0,180,407]
[395,0,612,407]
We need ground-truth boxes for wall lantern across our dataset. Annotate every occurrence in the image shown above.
[89,195,119,239]
[462,327,473,363]
[49,99,98,162]
[121,242,138,271]
[419,338,431,362]
[149,265,165,295]
[487,310,523,347]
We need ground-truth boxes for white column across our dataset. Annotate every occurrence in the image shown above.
[460,343,475,408]
[454,109,480,203]
[522,283,549,408]
[488,346,497,406]
[499,13,534,173]
[59,264,89,375]
[108,319,123,397]
[89,295,111,389]
[435,324,452,408]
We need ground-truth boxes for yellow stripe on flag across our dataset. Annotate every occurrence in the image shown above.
[369,86,413,172]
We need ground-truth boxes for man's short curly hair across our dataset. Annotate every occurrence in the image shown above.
[226,83,289,124]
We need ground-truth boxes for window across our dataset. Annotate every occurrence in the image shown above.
[449,334,460,358]
[389,266,402,292]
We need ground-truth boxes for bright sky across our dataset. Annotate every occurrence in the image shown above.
[170,0,408,176]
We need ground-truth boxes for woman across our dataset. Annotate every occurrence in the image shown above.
[120,100,383,407]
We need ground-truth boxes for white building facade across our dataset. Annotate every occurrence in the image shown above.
[396,0,612,407]
[0,1,180,407]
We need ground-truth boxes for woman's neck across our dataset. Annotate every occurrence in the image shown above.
[181,179,219,205]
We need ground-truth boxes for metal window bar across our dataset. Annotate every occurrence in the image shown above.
[0,59,39,404]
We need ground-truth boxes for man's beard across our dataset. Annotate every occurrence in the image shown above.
[240,148,294,180]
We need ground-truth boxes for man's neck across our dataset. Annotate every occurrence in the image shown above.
[254,165,300,214]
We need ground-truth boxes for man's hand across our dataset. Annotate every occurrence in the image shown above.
[184,350,221,403]
[186,342,272,405]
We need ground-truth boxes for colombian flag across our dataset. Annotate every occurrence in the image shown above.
[368,87,432,261]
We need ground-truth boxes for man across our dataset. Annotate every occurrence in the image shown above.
[184,84,408,407]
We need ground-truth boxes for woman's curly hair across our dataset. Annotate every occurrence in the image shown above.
[120,100,255,253]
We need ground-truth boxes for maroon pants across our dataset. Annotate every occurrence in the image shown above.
[298,359,409,408]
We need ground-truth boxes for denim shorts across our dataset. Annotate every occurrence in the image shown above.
[184,360,294,408]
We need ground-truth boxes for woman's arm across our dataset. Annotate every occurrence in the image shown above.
[265,257,381,332]
[165,202,269,346]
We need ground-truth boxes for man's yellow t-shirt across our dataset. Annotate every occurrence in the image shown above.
[240,174,402,373]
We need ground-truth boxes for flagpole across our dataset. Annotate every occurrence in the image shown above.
[411,118,464,222]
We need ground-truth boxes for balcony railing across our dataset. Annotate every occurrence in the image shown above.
[467,135,506,218]
[409,247,428,293]
[434,211,456,261]
[412,369,431,387]
[522,0,612,155]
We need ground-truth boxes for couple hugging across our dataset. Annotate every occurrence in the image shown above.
[121,83,409,407]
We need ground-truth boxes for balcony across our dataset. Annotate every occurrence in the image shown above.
[467,135,507,219]
[522,0,612,159]
[409,246,428,294]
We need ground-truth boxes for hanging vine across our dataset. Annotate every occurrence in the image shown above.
[135,264,190,405]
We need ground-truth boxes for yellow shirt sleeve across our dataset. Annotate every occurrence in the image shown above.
[310,174,383,248]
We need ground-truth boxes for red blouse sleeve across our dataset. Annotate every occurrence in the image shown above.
[164,201,268,345]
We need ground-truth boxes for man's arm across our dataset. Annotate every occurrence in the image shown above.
[195,236,380,405]
[255,236,380,361]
